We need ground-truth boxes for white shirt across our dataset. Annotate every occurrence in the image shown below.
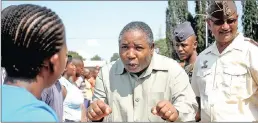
[191,33,258,122]
[59,77,84,122]
[75,77,83,88]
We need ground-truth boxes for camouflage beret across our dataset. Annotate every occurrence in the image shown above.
[207,0,237,19]
[173,21,195,42]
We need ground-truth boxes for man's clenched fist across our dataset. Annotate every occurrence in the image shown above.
[87,100,112,121]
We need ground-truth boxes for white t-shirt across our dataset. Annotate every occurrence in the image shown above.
[75,77,83,88]
[59,77,84,122]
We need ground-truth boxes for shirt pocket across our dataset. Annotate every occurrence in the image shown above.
[223,67,248,97]
[147,92,166,122]
[197,68,212,96]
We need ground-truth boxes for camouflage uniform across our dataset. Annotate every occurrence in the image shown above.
[184,62,194,83]
[173,22,197,83]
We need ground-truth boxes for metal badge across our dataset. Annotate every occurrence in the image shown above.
[201,60,208,69]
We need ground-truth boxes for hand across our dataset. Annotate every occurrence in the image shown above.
[195,111,201,122]
[151,100,179,122]
[87,100,112,121]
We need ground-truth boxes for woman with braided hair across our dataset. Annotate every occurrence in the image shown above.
[2,4,67,122]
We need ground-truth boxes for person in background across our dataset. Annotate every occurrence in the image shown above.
[82,68,93,103]
[174,21,198,83]
[72,58,84,88]
[81,68,94,121]
[41,77,64,121]
[173,21,199,121]
[59,56,86,122]
[87,69,98,93]
[2,4,67,122]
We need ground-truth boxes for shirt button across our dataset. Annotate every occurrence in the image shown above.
[135,98,140,102]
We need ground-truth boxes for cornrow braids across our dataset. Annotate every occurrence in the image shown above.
[1,4,66,80]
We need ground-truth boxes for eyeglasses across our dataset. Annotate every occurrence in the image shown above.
[210,18,237,26]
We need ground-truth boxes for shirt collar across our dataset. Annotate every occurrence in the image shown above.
[115,52,169,76]
[204,33,244,56]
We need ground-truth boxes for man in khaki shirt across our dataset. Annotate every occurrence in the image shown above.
[191,0,258,122]
[87,21,198,122]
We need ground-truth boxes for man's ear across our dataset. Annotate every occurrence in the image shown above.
[193,40,198,50]
[150,43,155,54]
[206,19,212,30]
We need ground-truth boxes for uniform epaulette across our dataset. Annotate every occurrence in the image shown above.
[244,37,258,47]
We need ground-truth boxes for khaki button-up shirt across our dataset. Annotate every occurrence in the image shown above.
[191,33,258,122]
[93,53,198,122]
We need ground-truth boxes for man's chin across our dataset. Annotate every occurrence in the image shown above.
[126,69,139,73]
[125,67,141,73]
[179,57,186,61]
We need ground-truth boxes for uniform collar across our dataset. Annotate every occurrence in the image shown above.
[204,33,244,56]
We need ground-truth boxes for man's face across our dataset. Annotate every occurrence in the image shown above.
[83,69,91,79]
[207,13,238,44]
[75,62,84,77]
[175,36,197,61]
[119,30,154,73]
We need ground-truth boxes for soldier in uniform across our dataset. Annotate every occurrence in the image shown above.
[174,21,198,83]
[191,0,258,122]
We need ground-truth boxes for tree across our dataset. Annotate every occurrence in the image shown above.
[91,55,102,61]
[68,51,85,60]
[207,1,216,45]
[110,53,119,62]
[194,0,207,53]
[242,0,258,41]
[166,0,194,60]
[166,0,187,59]
[154,38,169,57]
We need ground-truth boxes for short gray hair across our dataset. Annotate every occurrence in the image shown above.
[118,21,154,45]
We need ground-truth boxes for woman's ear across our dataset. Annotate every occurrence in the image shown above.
[49,53,59,73]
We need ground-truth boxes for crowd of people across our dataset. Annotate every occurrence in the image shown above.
[2,0,258,122]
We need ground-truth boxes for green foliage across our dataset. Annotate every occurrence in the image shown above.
[68,51,85,60]
[91,55,102,61]
[154,38,169,57]
[207,1,216,45]
[166,0,192,60]
[110,53,119,62]
[242,0,258,41]
[194,0,207,53]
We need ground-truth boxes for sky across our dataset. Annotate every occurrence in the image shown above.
[2,1,243,61]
